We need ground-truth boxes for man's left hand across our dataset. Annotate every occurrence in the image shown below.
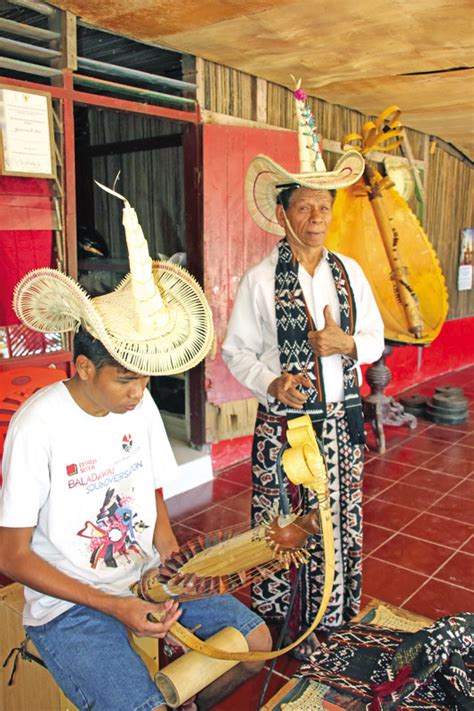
[308,305,357,358]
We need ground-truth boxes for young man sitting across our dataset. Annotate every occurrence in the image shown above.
[0,187,271,711]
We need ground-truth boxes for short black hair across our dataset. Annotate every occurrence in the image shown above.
[276,185,336,210]
[276,184,300,210]
[73,326,121,371]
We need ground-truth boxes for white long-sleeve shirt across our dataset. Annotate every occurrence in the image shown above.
[222,246,384,406]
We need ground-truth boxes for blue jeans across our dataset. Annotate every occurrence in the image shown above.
[26,594,263,711]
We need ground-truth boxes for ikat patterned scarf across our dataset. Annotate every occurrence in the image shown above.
[274,238,365,444]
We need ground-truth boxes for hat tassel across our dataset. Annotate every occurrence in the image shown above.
[292,77,327,174]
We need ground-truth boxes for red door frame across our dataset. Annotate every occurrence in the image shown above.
[0,72,206,443]
[0,72,199,280]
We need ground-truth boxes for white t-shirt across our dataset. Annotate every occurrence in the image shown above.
[222,246,384,404]
[0,382,179,626]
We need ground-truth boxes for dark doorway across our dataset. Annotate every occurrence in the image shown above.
[74,105,189,431]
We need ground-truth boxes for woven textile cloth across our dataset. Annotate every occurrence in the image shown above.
[0,176,54,325]
[273,239,365,444]
[250,403,363,633]
[293,615,474,710]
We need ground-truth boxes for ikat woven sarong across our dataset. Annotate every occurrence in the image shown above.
[251,403,364,633]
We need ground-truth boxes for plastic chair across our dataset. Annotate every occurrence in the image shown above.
[0,367,67,464]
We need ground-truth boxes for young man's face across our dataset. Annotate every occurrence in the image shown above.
[276,188,333,250]
[81,363,150,416]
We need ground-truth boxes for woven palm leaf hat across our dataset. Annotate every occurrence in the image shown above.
[245,79,365,235]
[14,183,214,376]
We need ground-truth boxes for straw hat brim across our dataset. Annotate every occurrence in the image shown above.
[245,150,365,235]
[13,262,214,376]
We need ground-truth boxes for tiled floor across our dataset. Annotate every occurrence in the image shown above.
[1,367,473,709]
[165,366,474,709]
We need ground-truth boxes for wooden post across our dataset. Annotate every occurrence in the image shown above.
[183,55,204,108]
[49,9,77,71]
[255,77,267,123]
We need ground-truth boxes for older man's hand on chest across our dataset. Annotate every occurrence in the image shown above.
[308,305,357,358]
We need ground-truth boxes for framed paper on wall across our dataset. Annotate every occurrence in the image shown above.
[458,228,473,291]
[0,84,56,179]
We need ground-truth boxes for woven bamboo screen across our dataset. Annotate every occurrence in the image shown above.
[87,110,185,262]
[202,61,473,319]
[203,60,256,121]
[424,148,474,319]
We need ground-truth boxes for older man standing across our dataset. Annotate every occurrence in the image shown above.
[222,87,384,659]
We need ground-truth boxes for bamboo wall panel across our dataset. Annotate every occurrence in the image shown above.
[205,71,426,159]
[87,110,185,262]
[203,61,256,121]
[425,146,474,319]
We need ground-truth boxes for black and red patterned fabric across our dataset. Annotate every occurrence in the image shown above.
[274,238,365,444]
[0,176,54,325]
[250,403,363,633]
[292,615,474,710]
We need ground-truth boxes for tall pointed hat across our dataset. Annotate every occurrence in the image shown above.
[13,183,214,375]
[245,79,365,235]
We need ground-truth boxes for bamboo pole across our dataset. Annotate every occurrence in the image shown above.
[365,165,424,337]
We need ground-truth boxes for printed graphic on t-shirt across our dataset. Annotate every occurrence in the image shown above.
[66,463,78,476]
[77,487,149,569]
[122,434,133,453]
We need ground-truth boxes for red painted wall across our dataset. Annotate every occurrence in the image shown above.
[203,123,299,406]
[211,435,253,472]
[364,316,474,397]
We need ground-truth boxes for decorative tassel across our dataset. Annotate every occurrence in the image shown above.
[369,663,415,710]
[291,77,326,173]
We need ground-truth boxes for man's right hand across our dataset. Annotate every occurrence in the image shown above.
[0,526,182,639]
[268,372,312,409]
[111,595,182,638]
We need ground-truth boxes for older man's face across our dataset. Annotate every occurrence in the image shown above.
[276,188,333,250]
